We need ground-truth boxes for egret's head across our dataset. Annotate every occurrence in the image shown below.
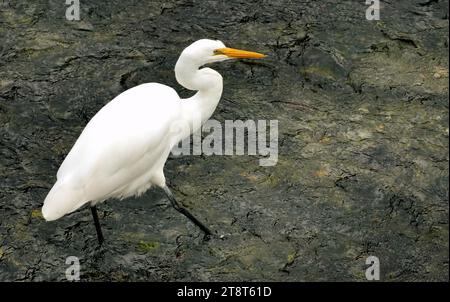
[181,39,266,66]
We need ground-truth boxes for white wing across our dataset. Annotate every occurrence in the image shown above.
[42,83,181,220]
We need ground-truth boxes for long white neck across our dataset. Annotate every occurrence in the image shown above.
[175,56,223,137]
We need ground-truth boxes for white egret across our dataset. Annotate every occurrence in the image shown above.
[42,39,266,243]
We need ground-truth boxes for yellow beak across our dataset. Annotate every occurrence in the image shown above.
[214,47,266,59]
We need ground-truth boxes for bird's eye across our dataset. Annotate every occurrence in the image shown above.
[213,49,222,56]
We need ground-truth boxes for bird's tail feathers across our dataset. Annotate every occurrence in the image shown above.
[42,180,87,221]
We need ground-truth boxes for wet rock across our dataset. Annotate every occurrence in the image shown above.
[0,0,448,281]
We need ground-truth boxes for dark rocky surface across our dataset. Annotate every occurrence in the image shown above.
[0,0,448,281]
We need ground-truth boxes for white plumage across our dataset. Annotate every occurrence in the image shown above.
[43,83,180,220]
[42,39,265,227]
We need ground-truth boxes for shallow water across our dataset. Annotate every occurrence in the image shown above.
[0,0,448,281]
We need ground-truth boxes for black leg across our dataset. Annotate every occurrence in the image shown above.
[163,186,213,237]
[90,206,104,245]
